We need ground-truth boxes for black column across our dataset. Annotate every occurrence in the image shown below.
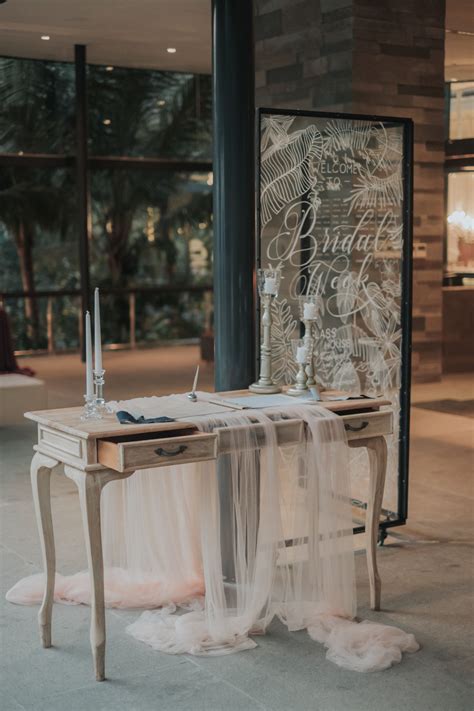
[75,44,91,361]
[212,0,255,391]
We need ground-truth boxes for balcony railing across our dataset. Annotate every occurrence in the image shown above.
[1,285,213,356]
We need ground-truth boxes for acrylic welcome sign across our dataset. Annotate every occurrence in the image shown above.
[256,109,413,530]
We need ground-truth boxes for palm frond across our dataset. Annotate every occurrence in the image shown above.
[261,125,323,226]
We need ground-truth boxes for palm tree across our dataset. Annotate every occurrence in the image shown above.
[88,66,212,287]
[0,58,74,344]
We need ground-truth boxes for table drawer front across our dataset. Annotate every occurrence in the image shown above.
[343,411,392,440]
[98,432,218,473]
[38,425,85,462]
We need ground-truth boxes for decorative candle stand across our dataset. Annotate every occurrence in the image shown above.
[81,394,102,421]
[288,337,314,396]
[298,295,319,388]
[93,369,107,413]
[250,268,282,394]
[302,319,316,387]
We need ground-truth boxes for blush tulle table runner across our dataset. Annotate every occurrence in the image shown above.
[7,394,419,672]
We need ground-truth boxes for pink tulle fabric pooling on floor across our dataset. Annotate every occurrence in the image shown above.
[6,569,204,609]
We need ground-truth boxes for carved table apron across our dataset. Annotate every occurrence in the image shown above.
[25,394,391,681]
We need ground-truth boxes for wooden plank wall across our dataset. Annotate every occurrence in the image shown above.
[254,0,446,383]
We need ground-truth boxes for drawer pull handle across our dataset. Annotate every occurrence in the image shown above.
[345,420,369,432]
[154,445,188,457]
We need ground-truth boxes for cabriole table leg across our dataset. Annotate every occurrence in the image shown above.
[64,466,131,681]
[349,436,388,611]
[30,451,60,648]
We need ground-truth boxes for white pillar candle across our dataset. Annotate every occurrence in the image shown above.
[264,276,277,295]
[303,302,317,320]
[94,287,102,372]
[296,345,307,364]
[85,311,94,398]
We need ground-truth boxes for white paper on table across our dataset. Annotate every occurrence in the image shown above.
[221,394,311,409]
[108,394,238,421]
[222,392,355,408]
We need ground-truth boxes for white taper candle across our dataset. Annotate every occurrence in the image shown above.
[94,287,102,372]
[296,345,307,364]
[85,311,94,398]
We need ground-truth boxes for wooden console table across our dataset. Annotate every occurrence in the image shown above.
[25,395,391,681]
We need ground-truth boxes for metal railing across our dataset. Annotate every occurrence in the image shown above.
[1,284,213,356]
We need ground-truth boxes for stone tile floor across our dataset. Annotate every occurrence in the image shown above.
[0,349,473,710]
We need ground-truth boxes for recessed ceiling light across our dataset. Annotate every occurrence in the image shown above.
[103,118,112,126]
[105,66,114,72]
[167,47,177,54]
[157,100,166,106]
[41,35,50,41]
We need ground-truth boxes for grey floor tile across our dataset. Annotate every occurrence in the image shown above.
[27,662,260,711]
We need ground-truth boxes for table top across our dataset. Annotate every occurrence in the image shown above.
[25,391,391,440]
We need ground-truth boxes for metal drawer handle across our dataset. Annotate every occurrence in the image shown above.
[345,420,369,432]
[154,444,188,457]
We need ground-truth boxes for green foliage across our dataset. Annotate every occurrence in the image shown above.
[0,56,213,351]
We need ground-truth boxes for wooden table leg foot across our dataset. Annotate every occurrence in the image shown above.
[40,623,52,648]
[94,641,106,681]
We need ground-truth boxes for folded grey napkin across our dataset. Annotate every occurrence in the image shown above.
[116,410,176,425]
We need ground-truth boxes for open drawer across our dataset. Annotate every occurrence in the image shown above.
[97,429,218,473]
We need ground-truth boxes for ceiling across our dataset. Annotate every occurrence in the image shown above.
[0,0,472,79]
[0,0,212,73]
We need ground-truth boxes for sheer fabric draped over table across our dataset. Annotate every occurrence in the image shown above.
[7,394,419,672]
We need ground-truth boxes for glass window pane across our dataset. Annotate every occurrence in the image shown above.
[0,57,75,154]
[449,81,474,140]
[0,166,78,349]
[446,171,474,273]
[90,168,213,287]
[88,66,212,159]
[89,167,213,345]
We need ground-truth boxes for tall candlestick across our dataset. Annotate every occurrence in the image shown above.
[250,267,282,394]
[85,311,94,399]
[288,337,313,396]
[94,287,102,373]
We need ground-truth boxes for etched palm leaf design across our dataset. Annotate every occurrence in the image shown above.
[322,119,373,156]
[360,282,391,339]
[261,124,323,226]
[344,169,402,214]
[270,297,298,384]
[335,270,359,324]
[261,115,295,153]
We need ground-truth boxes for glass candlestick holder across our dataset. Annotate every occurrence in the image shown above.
[93,369,107,413]
[81,394,102,421]
[250,267,282,394]
[288,337,314,396]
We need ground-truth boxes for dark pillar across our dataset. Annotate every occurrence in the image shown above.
[75,44,91,361]
[212,0,256,391]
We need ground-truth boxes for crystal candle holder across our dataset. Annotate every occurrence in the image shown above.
[250,268,282,394]
[298,294,319,323]
[93,369,107,413]
[81,394,102,421]
[288,337,314,396]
